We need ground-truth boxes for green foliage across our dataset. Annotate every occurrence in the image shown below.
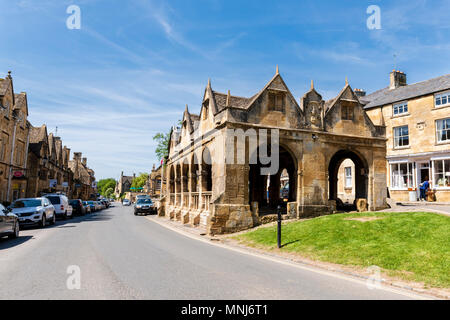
[153,132,170,162]
[104,187,114,199]
[131,173,148,190]
[97,178,116,196]
[236,212,450,288]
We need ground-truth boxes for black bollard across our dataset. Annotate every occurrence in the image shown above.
[277,205,281,248]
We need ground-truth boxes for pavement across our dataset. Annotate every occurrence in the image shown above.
[381,201,450,216]
[0,204,434,300]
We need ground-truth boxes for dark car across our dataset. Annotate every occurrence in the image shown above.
[134,198,156,216]
[69,199,86,216]
[0,203,19,239]
[83,201,92,214]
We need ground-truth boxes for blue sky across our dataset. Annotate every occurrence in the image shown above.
[1,0,449,180]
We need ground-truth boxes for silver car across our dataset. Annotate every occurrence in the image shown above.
[11,198,56,228]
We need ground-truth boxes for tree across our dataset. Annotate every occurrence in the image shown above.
[131,173,148,190]
[97,178,116,196]
[153,132,170,162]
[104,187,114,199]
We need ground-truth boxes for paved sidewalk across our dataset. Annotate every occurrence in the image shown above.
[381,202,450,216]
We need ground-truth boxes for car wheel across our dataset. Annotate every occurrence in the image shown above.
[8,222,19,239]
[134,211,137,216]
[50,212,56,225]
[63,211,68,220]
[40,215,46,228]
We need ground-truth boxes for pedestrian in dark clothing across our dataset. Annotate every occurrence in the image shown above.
[419,176,430,201]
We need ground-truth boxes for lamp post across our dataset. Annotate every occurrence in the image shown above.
[277,205,282,249]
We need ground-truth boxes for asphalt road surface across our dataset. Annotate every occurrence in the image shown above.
[0,204,428,300]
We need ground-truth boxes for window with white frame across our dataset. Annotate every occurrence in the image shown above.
[393,102,408,116]
[394,125,409,148]
[436,118,450,143]
[433,159,450,188]
[435,91,450,107]
[344,167,352,188]
[390,162,414,189]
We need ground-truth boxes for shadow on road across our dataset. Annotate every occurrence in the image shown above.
[0,235,33,250]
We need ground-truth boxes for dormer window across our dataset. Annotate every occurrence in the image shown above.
[341,102,354,120]
[435,91,450,108]
[393,102,408,116]
[268,92,285,112]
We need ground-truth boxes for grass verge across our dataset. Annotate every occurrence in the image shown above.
[234,212,450,288]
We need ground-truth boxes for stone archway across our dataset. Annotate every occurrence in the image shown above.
[248,145,297,214]
[328,150,368,210]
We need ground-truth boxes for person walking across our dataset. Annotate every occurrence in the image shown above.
[419,176,430,201]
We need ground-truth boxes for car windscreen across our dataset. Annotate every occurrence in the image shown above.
[12,199,42,208]
[87,201,94,204]
[69,200,80,206]
[137,199,152,204]
[46,196,61,205]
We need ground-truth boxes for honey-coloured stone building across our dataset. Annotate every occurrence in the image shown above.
[161,68,388,235]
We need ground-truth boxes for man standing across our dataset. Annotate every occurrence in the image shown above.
[420,176,430,201]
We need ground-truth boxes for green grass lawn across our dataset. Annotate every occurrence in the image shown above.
[234,212,450,288]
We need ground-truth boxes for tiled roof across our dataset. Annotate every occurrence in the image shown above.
[212,91,253,111]
[362,74,450,109]
[0,78,8,96]
[29,125,47,144]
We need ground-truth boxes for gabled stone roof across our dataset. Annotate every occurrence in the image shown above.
[211,91,253,111]
[14,93,28,115]
[0,78,9,96]
[362,74,450,109]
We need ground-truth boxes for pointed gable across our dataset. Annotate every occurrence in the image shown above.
[245,73,304,129]
[324,83,381,137]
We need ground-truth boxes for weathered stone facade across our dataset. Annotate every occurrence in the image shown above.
[115,171,134,197]
[69,153,96,200]
[363,71,450,202]
[0,72,30,203]
[161,69,388,235]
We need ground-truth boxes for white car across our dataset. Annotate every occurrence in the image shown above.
[122,199,131,206]
[44,194,73,219]
[10,198,56,228]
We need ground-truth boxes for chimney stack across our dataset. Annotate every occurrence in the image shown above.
[354,88,366,98]
[73,152,82,161]
[390,70,407,90]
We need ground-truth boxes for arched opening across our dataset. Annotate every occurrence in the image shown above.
[249,145,297,215]
[169,166,175,194]
[201,148,212,192]
[176,164,181,205]
[328,150,368,211]
[190,154,199,193]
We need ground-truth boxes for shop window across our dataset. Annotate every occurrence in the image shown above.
[433,159,450,188]
[390,162,414,189]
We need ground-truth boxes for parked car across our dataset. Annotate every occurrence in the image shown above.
[44,194,73,219]
[94,201,103,211]
[100,200,109,208]
[69,199,86,216]
[10,198,56,228]
[122,199,131,206]
[134,198,156,216]
[0,203,19,239]
[82,201,92,214]
[86,201,96,212]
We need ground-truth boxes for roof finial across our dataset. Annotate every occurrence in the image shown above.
[311,79,314,89]
[276,65,279,74]
[7,71,12,79]
[345,76,349,86]
[207,78,211,88]
[226,90,231,107]
[185,104,189,113]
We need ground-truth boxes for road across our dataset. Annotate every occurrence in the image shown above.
[0,204,427,300]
